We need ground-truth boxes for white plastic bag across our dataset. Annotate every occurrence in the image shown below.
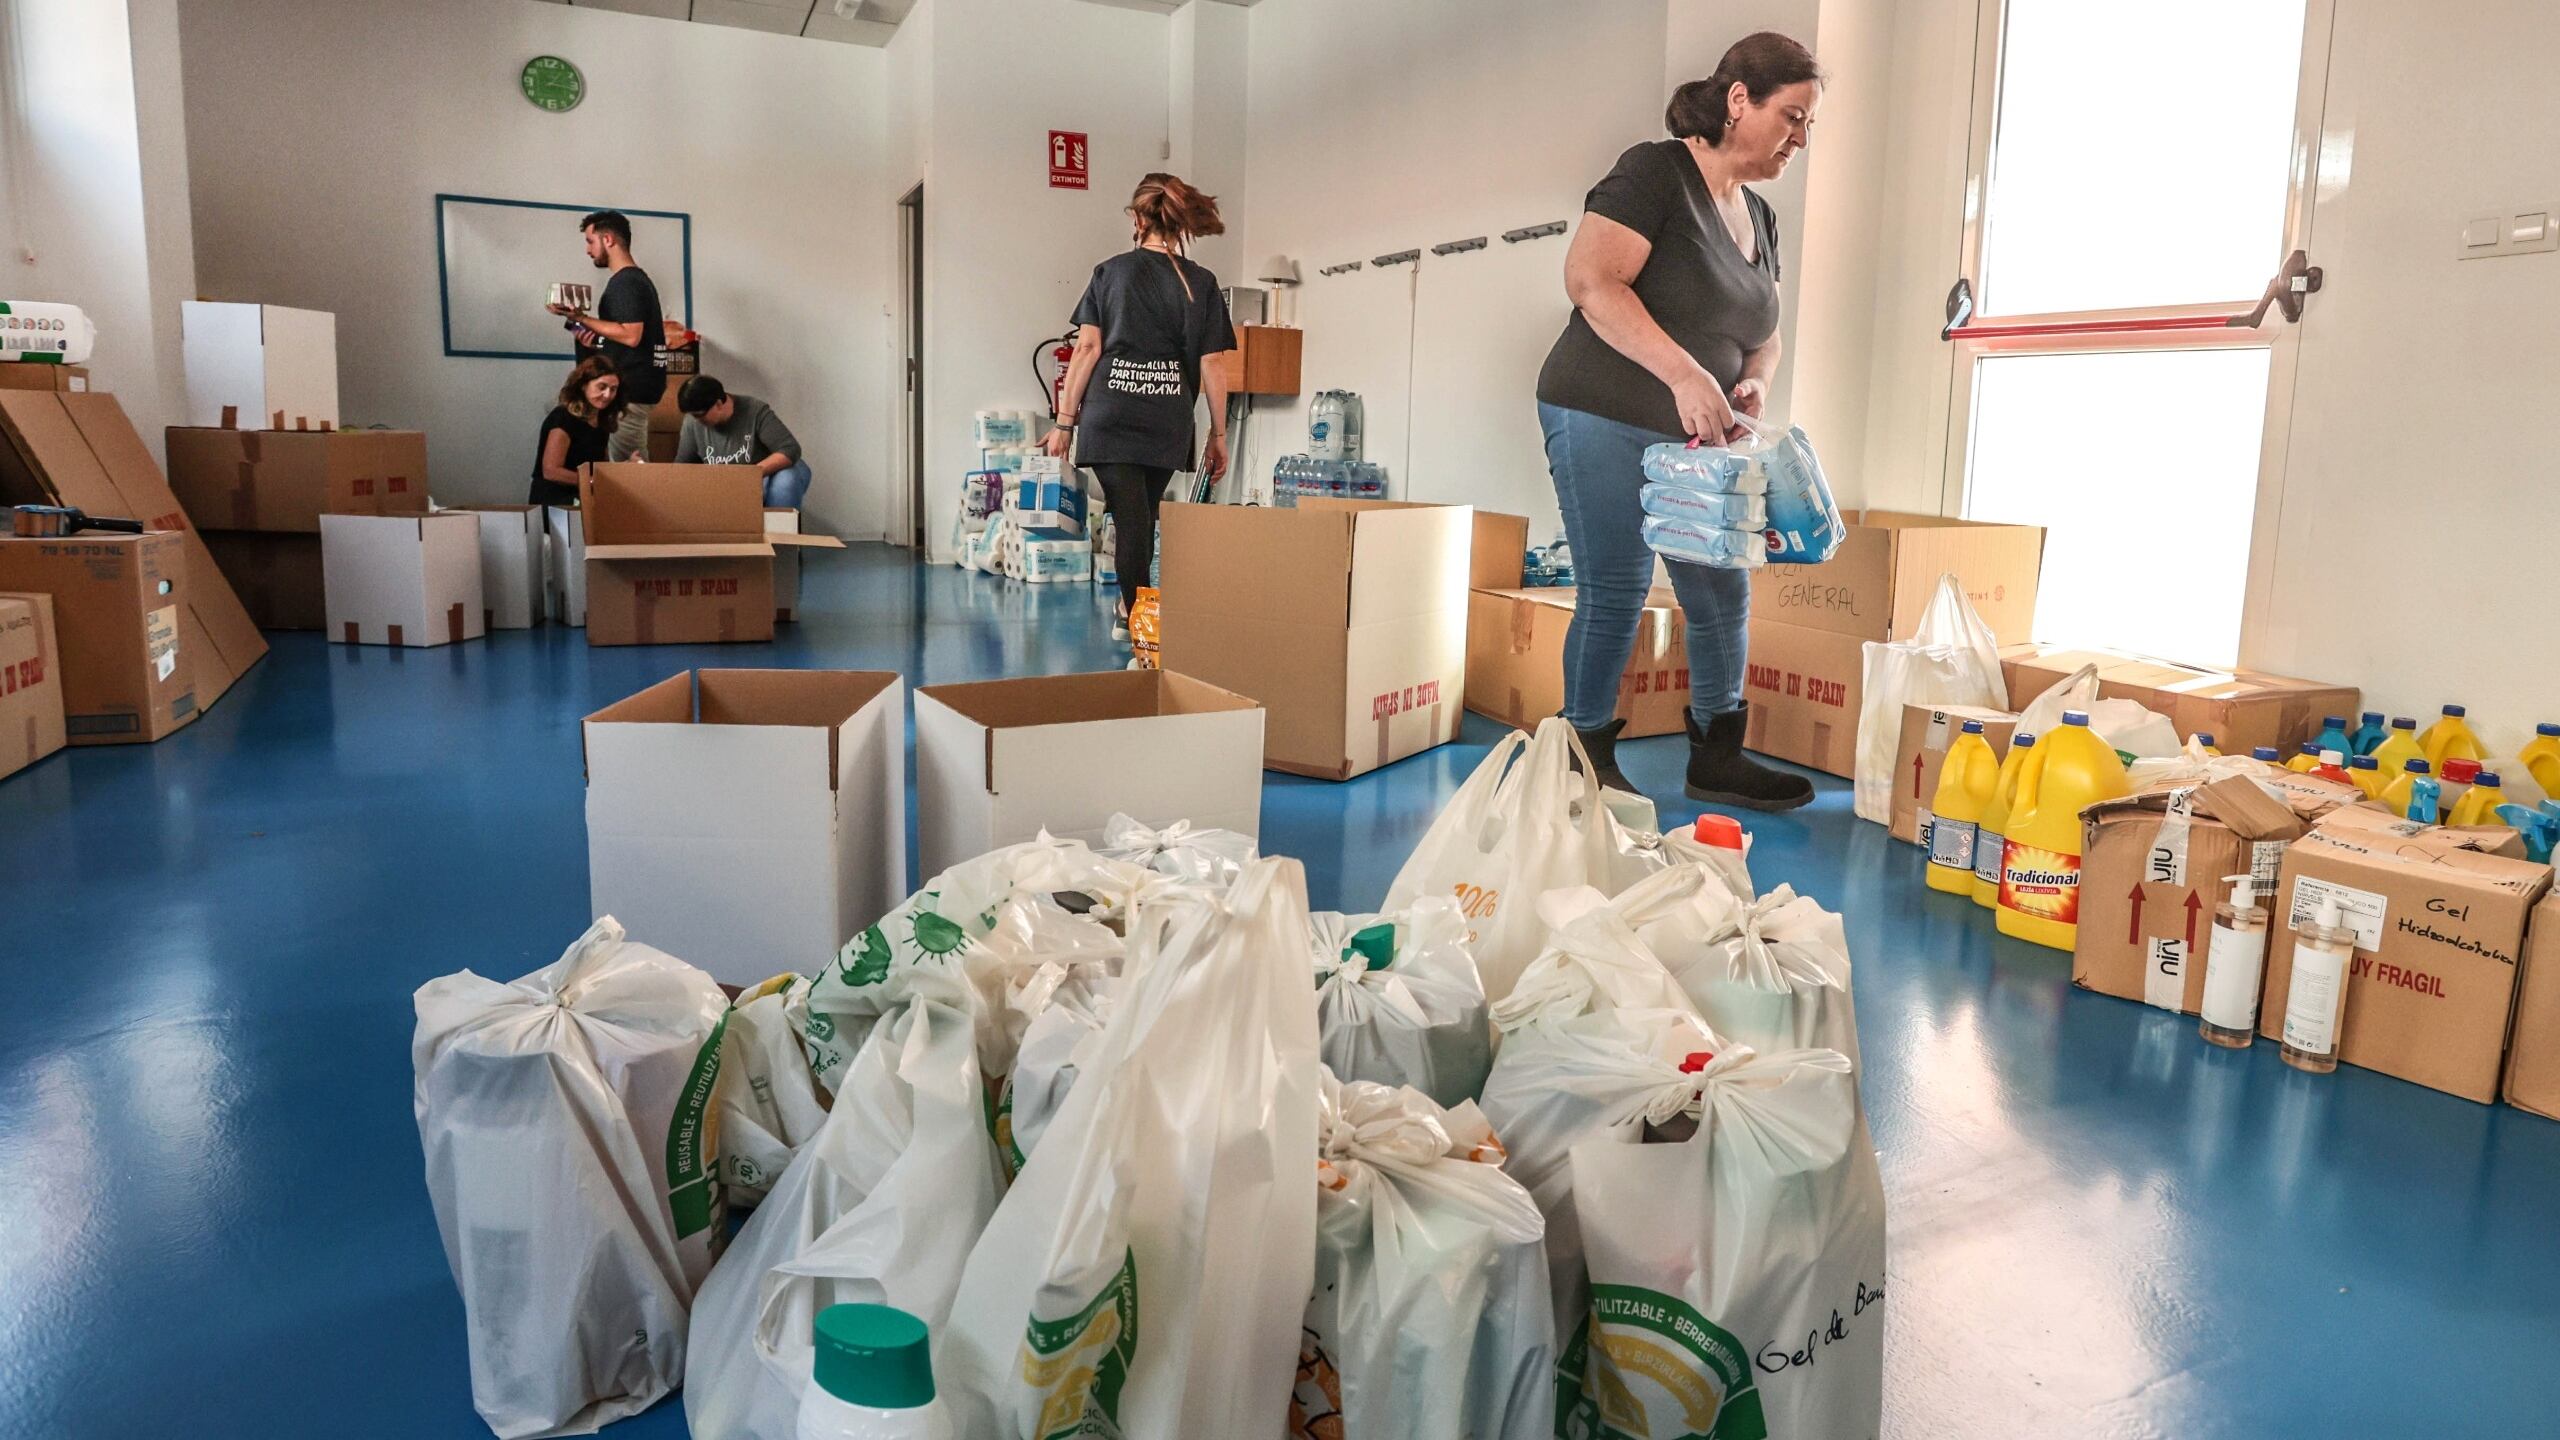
[1659,817,1758,902]
[1852,572,2006,824]
[1385,718,1618,1002]
[1648,883,1861,1065]
[939,858,1323,1438]
[1296,1073,1555,1440]
[999,975,1118,1172]
[685,962,1004,1440]
[411,918,729,1439]
[1097,812,1258,890]
[1310,898,1493,1108]
[714,974,831,1209]
[1490,904,1704,1031]
[2015,662,2184,759]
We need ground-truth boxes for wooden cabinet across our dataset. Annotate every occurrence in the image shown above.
[1213,324,1302,396]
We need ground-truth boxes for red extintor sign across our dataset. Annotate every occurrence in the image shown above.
[1049,130,1089,190]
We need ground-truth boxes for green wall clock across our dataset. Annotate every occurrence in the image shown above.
[521,55,585,113]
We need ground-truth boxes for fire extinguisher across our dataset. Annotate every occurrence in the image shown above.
[1033,330,1077,420]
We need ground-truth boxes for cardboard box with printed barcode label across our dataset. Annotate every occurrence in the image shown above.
[1890,702,2019,845]
[0,591,67,779]
[2258,806,2551,1102]
[2073,773,2358,1015]
[0,532,196,744]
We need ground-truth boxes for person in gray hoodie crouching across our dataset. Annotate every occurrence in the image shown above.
[675,374,811,508]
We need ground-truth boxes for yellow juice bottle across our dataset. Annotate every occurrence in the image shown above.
[1996,711,2132,951]
[2419,705,2485,769]
[2372,717,2425,780]
[2519,724,2560,797]
[1973,733,2038,910]
[1927,721,2000,895]
[2449,771,2510,828]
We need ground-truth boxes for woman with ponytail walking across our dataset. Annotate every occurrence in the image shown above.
[1045,172,1237,638]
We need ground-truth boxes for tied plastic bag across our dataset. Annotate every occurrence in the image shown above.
[411,918,730,1439]
[1311,898,1494,1109]
[1644,883,1861,1064]
[1385,718,1622,1003]
[1852,572,2005,824]
[1561,1037,1886,1440]
[684,961,1004,1440]
[939,858,1323,1439]
[2015,662,2184,760]
[714,974,831,1209]
[1295,1073,1555,1440]
[1097,811,1258,890]
[1491,904,1703,1032]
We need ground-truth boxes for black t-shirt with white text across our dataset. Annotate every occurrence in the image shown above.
[593,265,667,405]
[1069,249,1236,471]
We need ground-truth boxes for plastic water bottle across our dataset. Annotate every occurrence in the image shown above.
[798,1304,951,1439]
[1308,392,1346,461]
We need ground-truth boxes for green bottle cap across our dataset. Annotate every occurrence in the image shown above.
[1344,921,1399,972]
[812,1303,935,1410]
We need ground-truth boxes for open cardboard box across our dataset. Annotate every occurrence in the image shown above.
[1752,509,2044,645]
[579,464,842,646]
[1159,498,1470,780]
[585,668,904,985]
[914,669,1264,877]
[2000,644,2360,758]
[0,390,266,708]
[1466,586,1690,738]
[180,301,337,430]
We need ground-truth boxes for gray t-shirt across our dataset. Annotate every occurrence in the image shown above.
[674,393,801,467]
[1536,140,1782,438]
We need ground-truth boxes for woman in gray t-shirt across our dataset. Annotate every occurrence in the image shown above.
[1532,31,1824,813]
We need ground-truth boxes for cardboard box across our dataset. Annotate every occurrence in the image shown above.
[0,533,195,743]
[1465,586,1689,739]
[914,670,1264,877]
[2502,892,2560,1120]
[0,364,88,393]
[455,506,546,630]
[580,465,841,647]
[2073,773,2358,1013]
[2258,807,2552,1102]
[546,505,585,626]
[584,669,905,986]
[1889,703,2020,845]
[1742,617,1864,777]
[1999,644,2360,757]
[320,512,486,647]
[201,531,325,630]
[1751,510,2044,645]
[1159,498,1470,780]
[0,592,67,779]
[180,301,337,430]
[1471,510,1532,589]
[766,508,801,622]
[0,391,267,709]
[165,427,429,532]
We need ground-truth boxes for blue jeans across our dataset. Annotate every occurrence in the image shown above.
[1539,401,1750,730]
[764,461,813,510]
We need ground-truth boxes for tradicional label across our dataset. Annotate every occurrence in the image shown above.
[1999,841,2081,923]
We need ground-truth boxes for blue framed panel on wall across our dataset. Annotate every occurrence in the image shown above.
[435,193,694,360]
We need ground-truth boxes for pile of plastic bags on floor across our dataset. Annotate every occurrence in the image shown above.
[412,719,1888,1439]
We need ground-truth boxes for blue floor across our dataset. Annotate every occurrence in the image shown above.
[4,545,2557,1437]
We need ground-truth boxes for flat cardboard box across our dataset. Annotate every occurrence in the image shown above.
[1742,617,1864,777]
[585,669,905,986]
[767,508,801,622]
[0,592,67,779]
[2073,773,2358,1014]
[164,427,429,532]
[1999,644,2360,757]
[1465,586,1689,739]
[914,670,1265,877]
[2501,892,2560,1120]
[455,506,546,630]
[0,533,195,744]
[202,531,325,630]
[0,364,88,393]
[2258,807,2551,1102]
[320,512,486,647]
[1751,509,2044,645]
[1159,498,1470,780]
[0,390,267,709]
[546,505,585,626]
[1889,703,2020,845]
[180,301,338,429]
[579,464,841,647]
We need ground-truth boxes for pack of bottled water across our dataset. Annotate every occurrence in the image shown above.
[1270,454,1387,507]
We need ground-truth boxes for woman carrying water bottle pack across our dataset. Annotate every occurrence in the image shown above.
[1535,32,1824,811]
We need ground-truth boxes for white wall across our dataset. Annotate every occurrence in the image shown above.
[0,0,197,458]
[1167,0,1249,285]
[179,0,893,534]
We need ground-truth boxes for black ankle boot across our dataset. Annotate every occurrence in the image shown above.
[1565,716,1636,794]
[1686,705,1813,812]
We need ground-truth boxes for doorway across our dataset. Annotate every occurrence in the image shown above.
[1943,0,2332,666]
[899,183,924,549]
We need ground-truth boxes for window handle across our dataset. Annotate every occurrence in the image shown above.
[2227,249,2321,328]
